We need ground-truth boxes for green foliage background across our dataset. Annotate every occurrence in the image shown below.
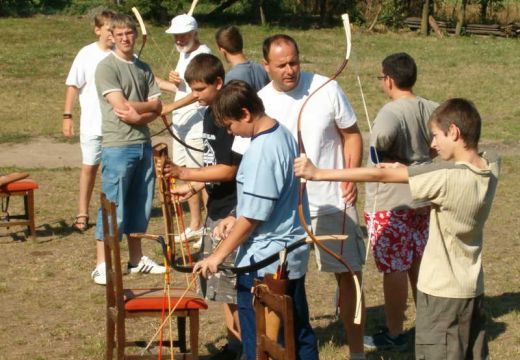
[2,0,520,25]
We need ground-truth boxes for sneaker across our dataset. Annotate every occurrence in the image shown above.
[175,227,205,243]
[364,329,408,352]
[192,237,203,250]
[91,262,107,285]
[209,344,241,360]
[127,256,166,274]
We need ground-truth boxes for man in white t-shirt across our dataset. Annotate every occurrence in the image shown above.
[233,34,366,359]
[63,9,114,234]
[156,14,211,240]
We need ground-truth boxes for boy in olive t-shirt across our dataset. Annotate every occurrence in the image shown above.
[92,14,165,286]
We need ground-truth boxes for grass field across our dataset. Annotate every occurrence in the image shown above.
[0,14,519,359]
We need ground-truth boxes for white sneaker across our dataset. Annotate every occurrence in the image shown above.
[127,256,166,274]
[175,227,205,243]
[91,262,107,285]
[192,237,203,250]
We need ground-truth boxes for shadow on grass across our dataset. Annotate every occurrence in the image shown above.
[0,219,81,243]
[485,292,519,340]
[202,334,226,359]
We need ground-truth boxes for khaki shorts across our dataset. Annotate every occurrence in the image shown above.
[312,208,365,273]
[172,137,203,168]
[415,290,489,360]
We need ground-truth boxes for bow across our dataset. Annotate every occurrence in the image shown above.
[153,143,194,272]
[296,13,362,325]
[188,0,199,16]
[160,115,204,152]
[349,34,378,298]
[131,7,147,59]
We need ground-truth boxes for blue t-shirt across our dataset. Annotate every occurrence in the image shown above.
[235,122,310,279]
[225,60,270,92]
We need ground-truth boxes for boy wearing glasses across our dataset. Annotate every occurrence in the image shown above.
[364,53,438,351]
[92,14,165,285]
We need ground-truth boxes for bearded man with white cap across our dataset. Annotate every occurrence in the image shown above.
[156,14,211,242]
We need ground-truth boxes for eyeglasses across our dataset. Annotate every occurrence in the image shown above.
[376,75,387,80]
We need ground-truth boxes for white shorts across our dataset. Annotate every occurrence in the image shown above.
[80,134,102,165]
[312,208,366,273]
[172,137,203,168]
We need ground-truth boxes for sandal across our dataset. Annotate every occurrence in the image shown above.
[72,214,89,233]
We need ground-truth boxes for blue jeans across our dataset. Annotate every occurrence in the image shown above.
[237,272,318,360]
[95,143,155,240]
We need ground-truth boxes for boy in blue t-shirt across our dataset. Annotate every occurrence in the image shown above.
[193,80,318,360]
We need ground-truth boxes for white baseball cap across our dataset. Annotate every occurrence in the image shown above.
[165,14,198,34]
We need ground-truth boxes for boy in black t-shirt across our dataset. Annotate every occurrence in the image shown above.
[161,53,243,359]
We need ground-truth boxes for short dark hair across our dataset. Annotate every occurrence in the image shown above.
[109,13,137,34]
[93,9,116,28]
[185,53,225,85]
[215,25,243,54]
[262,34,299,61]
[382,52,417,89]
[212,80,265,127]
[429,98,482,149]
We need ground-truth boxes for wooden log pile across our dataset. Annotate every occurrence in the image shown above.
[404,17,519,37]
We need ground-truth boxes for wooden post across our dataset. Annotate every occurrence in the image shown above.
[421,0,430,36]
[455,0,467,36]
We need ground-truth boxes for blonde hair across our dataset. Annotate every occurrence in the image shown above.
[109,13,137,34]
[93,9,116,28]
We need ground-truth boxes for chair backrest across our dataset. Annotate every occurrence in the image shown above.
[254,283,296,360]
[100,193,126,352]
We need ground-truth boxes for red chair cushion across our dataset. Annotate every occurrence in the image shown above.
[1,179,39,192]
[124,288,208,312]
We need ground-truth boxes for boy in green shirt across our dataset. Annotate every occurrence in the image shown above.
[295,98,498,359]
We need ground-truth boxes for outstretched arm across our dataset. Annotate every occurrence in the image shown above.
[155,75,179,93]
[161,93,197,116]
[193,216,259,278]
[295,156,409,184]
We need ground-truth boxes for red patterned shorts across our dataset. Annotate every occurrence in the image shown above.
[364,207,430,273]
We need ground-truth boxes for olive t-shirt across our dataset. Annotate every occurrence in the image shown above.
[95,52,160,147]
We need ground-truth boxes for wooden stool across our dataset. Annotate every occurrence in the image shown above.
[0,179,38,240]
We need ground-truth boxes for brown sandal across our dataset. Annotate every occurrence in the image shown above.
[72,214,89,233]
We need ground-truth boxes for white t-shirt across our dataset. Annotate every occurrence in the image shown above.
[65,42,111,136]
[233,72,357,216]
[172,44,212,139]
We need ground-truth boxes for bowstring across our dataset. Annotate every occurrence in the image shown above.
[350,46,379,303]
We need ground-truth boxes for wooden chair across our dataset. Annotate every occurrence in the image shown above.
[254,282,296,360]
[0,177,38,240]
[100,193,207,360]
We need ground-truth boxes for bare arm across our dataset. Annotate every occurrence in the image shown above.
[127,96,162,115]
[161,93,197,116]
[62,86,79,137]
[155,75,179,93]
[339,123,363,205]
[106,92,161,125]
[172,163,238,183]
[193,216,260,278]
[295,156,409,183]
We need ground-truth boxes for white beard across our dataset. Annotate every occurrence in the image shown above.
[176,39,194,54]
